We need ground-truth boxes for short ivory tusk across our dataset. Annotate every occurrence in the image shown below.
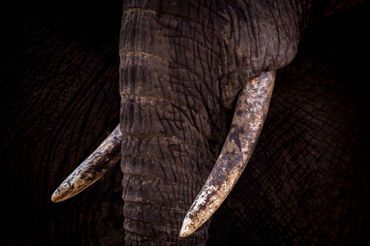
[179,71,276,237]
[51,124,122,203]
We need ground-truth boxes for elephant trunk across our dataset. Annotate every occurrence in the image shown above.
[120,101,210,244]
[119,4,217,244]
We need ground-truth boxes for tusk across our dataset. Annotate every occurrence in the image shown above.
[51,124,122,203]
[179,71,276,237]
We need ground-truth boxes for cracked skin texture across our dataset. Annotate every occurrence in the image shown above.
[0,0,369,245]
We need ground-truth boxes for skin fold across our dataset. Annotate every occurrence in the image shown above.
[1,0,369,245]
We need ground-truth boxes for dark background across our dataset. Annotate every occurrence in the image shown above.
[1,0,369,245]
[1,0,124,245]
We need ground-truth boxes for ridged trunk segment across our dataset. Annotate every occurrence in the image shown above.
[119,2,227,245]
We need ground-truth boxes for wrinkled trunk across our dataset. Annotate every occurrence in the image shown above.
[119,3,226,245]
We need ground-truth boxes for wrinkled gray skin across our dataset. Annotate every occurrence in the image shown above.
[119,1,359,244]
[1,0,368,245]
[120,1,306,244]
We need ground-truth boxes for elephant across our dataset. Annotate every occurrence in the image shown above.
[1,0,369,245]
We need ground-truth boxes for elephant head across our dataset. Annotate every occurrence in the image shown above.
[51,1,361,244]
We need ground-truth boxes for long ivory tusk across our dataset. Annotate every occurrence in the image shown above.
[179,71,276,237]
[51,124,122,203]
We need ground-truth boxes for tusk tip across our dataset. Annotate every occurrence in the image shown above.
[51,191,62,203]
[50,185,73,203]
[179,216,195,238]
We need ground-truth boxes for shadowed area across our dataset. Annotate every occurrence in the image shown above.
[0,0,123,245]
